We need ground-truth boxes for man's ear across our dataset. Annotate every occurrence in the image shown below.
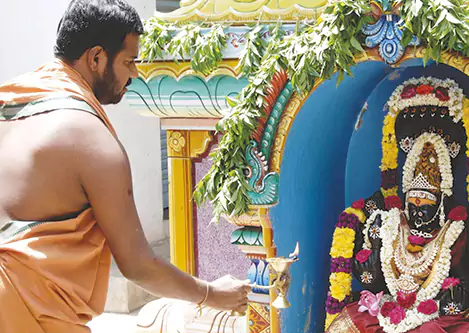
[87,46,108,73]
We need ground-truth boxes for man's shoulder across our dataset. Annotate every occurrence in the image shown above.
[42,109,125,161]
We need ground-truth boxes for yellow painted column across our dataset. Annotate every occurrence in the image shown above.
[259,207,280,333]
[166,130,213,275]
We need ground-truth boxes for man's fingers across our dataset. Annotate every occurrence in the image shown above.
[243,284,252,293]
[233,303,248,313]
[237,294,249,304]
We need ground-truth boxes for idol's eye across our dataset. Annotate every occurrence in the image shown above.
[417,205,433,214]
[408,203,417,211]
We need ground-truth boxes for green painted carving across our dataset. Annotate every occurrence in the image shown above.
[125,74,248,118]
[231,227,263,246]
[245,81,292,205]
[245,141,280,205]
[260,82,293,159]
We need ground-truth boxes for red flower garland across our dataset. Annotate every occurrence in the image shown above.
[417,300,438,315]
[448,206,468,221]
[396,291,416,309]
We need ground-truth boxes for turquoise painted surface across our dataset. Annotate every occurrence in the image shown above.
[125,74,248,117]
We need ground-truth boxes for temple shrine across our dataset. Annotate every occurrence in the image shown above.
[127,0,469,332]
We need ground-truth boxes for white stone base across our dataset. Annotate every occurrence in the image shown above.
[135,299,247,333]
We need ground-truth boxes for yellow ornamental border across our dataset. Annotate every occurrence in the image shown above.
[136,60,240,81]
[152,0,327,23]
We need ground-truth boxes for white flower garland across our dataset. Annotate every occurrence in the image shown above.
[379,208,402,295]
[362,209,384,250]
[378,209,465,333]
[402,132,453,197]
[415,220,464,302]
[387,77,464,123]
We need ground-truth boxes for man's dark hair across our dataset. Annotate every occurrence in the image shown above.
[54,0,144,61]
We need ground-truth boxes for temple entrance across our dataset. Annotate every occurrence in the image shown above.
[270,62,469,332]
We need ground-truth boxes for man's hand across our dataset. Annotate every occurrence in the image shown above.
[205,275,252,313]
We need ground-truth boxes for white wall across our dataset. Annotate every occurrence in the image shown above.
[0,0,167,245]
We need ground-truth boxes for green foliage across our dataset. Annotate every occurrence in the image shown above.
[140,21,227,75]
[192,24,227,75]
[283,0,371,93]
[140,0,469,222]
[140,17,174,60]
[236,25,268,77]
[193,23,285,223]
[400,0,469,64]
[167,24,201,62]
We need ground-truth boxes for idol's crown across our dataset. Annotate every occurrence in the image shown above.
[409,172,438,191]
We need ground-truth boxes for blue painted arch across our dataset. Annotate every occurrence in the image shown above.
[269,61,469,333]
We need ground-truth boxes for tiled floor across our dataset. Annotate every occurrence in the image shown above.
[87,309,140,333]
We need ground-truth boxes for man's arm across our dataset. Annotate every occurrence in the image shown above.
[75,115,249,311]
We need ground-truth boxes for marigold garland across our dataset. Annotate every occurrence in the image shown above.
[381,111,399,171]
[382,187,398,197]
[344,207,366,223]
[325,209,361,329]
[330,228,356,258]
[330,272,353,301]
[380,110,401,202]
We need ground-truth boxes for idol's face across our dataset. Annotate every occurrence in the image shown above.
[407,193,440,232]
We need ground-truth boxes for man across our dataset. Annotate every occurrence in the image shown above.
[0,1,250,332]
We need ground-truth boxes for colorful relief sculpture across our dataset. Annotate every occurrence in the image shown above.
[362,0,420,64]
[245,74,293,205]
[325,77,469,332]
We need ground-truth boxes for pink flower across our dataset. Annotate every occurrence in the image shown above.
[435,87,450,101]
[401,85,417,99]
[442,277,461,291]
[397,291,416,309]
[448,206,468,221]
[408,235,425,245]
[355,249,372,264]
[358,290,383,317]
[417,299,438,315]
[352,198,365,209]
[389,306,406,324]
[380,301,398,317]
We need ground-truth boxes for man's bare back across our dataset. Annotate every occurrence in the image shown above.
[0,1,250,332]
[0,110,102,224]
